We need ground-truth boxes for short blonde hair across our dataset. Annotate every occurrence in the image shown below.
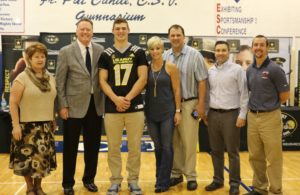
[147,36,164,50]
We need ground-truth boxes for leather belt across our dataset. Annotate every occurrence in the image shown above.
[181,97,198,102]
[249,109,268,114]
[210,108,238,113]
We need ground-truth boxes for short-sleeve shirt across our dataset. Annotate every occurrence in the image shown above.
[247,57,289,111]
[98,44,148,113]
[163,44,207,99]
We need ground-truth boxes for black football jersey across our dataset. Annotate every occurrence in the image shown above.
[98,44,148,113]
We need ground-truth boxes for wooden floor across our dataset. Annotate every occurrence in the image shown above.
[0,152,300,195]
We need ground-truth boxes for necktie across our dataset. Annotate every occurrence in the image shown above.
[86,47,91,74]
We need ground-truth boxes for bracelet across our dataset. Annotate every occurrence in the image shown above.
[176,109,181,113]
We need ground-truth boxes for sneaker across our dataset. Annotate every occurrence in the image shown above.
[128,183,142,195]
[107,184,121,195]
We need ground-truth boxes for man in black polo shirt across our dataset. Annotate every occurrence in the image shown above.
[244,35,289,195]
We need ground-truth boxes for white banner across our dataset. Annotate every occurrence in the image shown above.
[216,0,300,37]
[23,0,215,35]
[0,0,24,33]
[1,0,300,36]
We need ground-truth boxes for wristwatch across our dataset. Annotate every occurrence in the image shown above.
[176,109,181,113]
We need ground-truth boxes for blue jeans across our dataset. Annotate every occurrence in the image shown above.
[147,115,174,189]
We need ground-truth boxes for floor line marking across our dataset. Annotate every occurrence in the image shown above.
[14,183,25,195]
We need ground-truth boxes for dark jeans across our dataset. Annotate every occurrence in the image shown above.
[147,115,174,189]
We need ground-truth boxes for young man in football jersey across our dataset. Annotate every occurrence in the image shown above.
[98,18,148,195]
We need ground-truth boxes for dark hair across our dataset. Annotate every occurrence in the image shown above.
[113,17,129,30]
[168,24,185,36]
[215,40,230,51]
[252,35,269,46]
[200,50,215,61]
[25,43,48,62]
[238,45,251,52]
[76,17,93,27]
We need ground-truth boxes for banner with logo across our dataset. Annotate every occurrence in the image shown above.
[1,35,39,103]
[282,108,300,150]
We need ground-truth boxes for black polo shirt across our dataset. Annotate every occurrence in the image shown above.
[246,57,289,111]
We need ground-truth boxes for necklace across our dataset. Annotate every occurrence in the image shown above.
[151,65,162,97]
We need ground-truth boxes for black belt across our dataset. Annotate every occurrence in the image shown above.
[181,97,198,102]
[210,108,238,113]
[249,109,268,114]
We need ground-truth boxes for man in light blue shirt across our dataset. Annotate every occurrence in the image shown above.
[164,24,207,191]
[205,40,248,195]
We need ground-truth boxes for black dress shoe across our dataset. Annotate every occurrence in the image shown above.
[243,190,262,195]
[230,186,240,195]
[170,175,183,187]
[64,187,74,195]
[83,183,98,192]
[205,181,224,191]
[187,180,198,191]
[155,187,169,193]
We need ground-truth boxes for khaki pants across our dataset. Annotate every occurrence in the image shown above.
[104,111,144,184]
[172,99,199,181]
[247,109,283,195]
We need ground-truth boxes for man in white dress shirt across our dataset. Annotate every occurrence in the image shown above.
[205,40,249,195]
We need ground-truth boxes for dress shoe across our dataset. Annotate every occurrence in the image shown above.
[230,186,240,195]
[83,183,98,192]
[63,187,74,195]
[154,187,169,193]
[205,181,224,191]
[187,180,198,191]
[243,190,262,195]
[170,175,183,186]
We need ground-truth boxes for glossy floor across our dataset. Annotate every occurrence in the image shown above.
[0,152,299,195]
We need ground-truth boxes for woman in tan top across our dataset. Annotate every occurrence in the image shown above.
[9,43,57,195]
